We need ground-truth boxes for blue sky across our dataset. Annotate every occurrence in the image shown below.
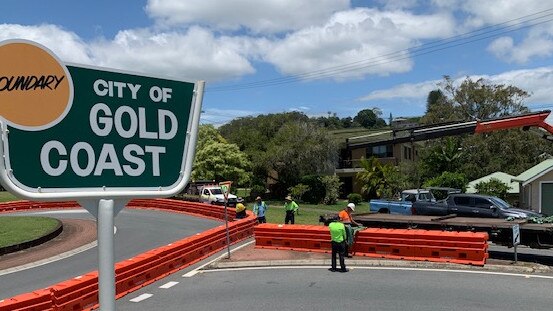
[3,0,553,125]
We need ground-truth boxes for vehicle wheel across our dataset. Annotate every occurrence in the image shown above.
[378,209,390,214]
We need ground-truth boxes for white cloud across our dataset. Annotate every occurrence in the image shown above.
[265,8,456,80]
[359,67,553,111]
[88,27,257,82]
[488,27,553,63]
[145,0,349,33]
[200,108,261,126]
[0,24,91,64]
[359,80,441,101]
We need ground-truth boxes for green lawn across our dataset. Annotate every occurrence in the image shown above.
[0,216,60,248]
[0,191,18,202]
[250,200,369,225]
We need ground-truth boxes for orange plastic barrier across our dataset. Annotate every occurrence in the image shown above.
[0,199,257,311]
[0,289,52,311]
[254,224,489,266]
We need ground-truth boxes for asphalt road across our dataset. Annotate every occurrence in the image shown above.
[117,266,553,311]
[0,208,220,299]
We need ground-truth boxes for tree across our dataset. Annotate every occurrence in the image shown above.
[192,125,252,186]
[474,178,511,199]
[353,109,386,128]
[418,76,553,181]
[423,171,467,193]
[266,122,338,195]
[356,157,401,199]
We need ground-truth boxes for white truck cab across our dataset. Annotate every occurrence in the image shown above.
[199,185,237,206]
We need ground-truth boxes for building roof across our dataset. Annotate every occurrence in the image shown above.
[466,172,519,194]
[514,158,553,186]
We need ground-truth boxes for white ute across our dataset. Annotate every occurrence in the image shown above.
[199,185,237,206]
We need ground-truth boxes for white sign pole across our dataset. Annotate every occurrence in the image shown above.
[98,199,116,311]
[512,224,520,264]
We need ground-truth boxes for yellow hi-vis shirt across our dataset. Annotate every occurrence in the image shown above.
[329,222,346,243]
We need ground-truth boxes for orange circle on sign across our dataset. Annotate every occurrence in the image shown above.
[0,40,72,129]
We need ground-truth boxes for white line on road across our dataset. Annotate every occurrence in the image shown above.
[159,281,179,289]
[200,265,553,279]
[0,227,117,276]
[130,293,153,303]
[182,240,254,278]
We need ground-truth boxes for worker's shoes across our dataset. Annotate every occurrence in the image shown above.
[338,269,349,273]
[328,268,337,272]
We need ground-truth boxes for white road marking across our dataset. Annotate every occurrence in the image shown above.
[182,240,254,278]
[159,281,179,289]
[200,266,553,280]
[130,293,153,302]
[0,227,117,276]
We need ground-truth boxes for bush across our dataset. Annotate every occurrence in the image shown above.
[249,184,266,201]
[347,193,363,204]
[474,178,511,199]
[300,175,326,204]
[321,176,342,205]
[288,184,311,203]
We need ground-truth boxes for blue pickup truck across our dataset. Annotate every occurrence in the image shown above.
[369,189,436,214]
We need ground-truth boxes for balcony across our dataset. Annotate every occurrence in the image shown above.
[335,157,398,174]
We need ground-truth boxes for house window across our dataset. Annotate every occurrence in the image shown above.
[367,145,393,158]
[403,146,412,160]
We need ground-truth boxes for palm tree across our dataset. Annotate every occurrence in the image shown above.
[356,157,397,199]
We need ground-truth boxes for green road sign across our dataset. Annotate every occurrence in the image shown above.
[0,40,204,200]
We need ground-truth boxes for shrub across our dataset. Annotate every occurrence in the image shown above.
[321,175,343,205]
[249,184,266,201]
[347,193,363,204]
[300,175,326,204]
[287,184,311,203]
[474,178,511,199]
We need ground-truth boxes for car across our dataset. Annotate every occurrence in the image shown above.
[199,185,237,207]
[412,193,543,219]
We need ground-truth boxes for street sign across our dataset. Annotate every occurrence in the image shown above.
[0,39,204,200]
[512,224,520,246]
[219,181,232,201]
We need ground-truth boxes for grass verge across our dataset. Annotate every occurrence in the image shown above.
[0,191,18,202]
[0,216,60,248]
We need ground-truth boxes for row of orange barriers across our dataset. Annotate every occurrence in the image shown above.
[0,199,255,311]
[254,224,488,266]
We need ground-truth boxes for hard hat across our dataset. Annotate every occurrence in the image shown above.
[347,203,355,211]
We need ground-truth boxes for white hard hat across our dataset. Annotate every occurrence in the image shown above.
[347,203,355,211]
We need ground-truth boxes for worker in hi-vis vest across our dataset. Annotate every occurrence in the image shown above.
[328,219,348,273]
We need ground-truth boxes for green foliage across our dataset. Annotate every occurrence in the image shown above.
[287,183,311,202]
[423,171,467,192]
[356,157,401,199]
[320,175,343,205]
[418,76,553,182]
[347,193,363,204]
[300,175,326,204]
[419,137,463,180]
[474,178,511,199]
[249,184,266,201]
[353,109,387,128]
[192,125,252,186]
[266,122,338,193]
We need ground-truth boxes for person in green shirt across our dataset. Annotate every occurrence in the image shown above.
[284,195,299,224]
[328,220,348,272]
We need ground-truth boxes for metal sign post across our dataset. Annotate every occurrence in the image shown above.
[512,224,520,263]
[0,39,204,311]
[219,181,232,259]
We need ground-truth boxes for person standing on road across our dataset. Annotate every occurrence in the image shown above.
[339,203,360,257]
[252,196,268,223]
[235,198,247,219]
[284,195,299,224]
[328,219,348,272]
